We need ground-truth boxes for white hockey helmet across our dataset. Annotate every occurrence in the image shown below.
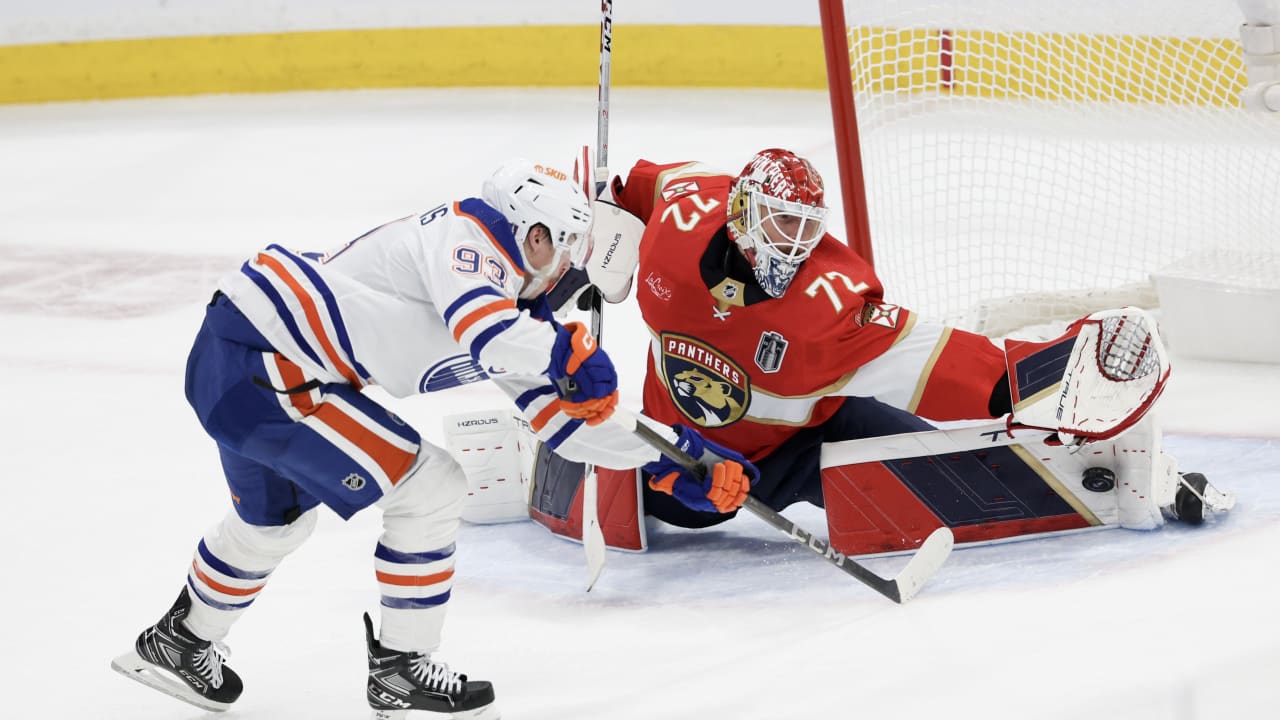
[482,159,594,299]
[726,148,829,298]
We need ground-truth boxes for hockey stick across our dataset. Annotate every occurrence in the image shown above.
[580,0,614,592]
[821,419,1046,467]
[611,409,954,604]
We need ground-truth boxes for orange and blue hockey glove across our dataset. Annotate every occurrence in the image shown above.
[548,321,619,426]
[642,425,758,514]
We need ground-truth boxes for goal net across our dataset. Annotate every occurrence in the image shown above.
[822,0,1280,337]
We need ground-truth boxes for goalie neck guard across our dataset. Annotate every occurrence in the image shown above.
[483,159,593,299]
[726,149,829,298]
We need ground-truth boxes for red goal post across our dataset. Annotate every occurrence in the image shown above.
[818,0,1280,350]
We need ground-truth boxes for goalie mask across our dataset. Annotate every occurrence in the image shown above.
[727,149,829,298]
[482,159,594,299]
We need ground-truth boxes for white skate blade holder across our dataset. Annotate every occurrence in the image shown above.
[111,649,233,713]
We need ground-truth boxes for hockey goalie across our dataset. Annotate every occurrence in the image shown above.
[450,148,1235,558]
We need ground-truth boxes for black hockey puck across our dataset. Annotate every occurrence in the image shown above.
[1174,472,1209,526]
[1081,467,1116,492]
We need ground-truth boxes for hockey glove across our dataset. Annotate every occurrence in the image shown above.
[642,425,758,514]
[548,321,619,426]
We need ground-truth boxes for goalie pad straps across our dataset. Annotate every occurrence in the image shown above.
[1006,308,1170,444]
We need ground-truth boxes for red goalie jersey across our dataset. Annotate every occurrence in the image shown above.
[612,159,1007,462]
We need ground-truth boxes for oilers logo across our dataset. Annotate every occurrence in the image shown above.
[418,354,490,393]
[660,332,749,428]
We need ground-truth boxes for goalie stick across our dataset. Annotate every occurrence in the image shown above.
[611,409,955,604]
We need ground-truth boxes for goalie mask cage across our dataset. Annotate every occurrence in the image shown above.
[821,0,1280,337]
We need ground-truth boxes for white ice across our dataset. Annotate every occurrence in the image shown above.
[1,88,1278,720]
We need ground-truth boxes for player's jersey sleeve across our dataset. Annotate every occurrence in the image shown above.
[612,160,721,223]
[490,374,664,469]
[831,313,1007,421]
[756,241,1005,422]
[424,199,561,378]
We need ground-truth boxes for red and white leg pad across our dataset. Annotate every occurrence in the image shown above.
[526,439,647,551]
[819,414,1234,556]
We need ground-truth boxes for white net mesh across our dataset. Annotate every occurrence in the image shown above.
[838,0,1280,333]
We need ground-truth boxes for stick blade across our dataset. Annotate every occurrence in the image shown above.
[891,526,954,604]
[584,520,606,591]
[582,469,606,591]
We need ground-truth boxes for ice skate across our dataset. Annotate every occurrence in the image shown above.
[364,613,499,720]
[1167,472,1236,526]
[111,588,243,712]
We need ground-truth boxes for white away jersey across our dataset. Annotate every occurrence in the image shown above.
[217,197,662,469]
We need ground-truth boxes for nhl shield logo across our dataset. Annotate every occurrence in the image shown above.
[659,332,749,428]
[755,331,788,373]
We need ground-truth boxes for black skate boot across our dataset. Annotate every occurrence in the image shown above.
[364,613,498,720]
[111,588,244,712]
[1170,472,1210,526]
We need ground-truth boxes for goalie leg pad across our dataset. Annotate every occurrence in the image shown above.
[821,443,1104,556]
[444,410,528,524]
[528,441,646,551]
[1106,414,1174,530]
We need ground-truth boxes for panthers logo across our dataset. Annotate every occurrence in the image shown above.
[660,333,749,428]
[672,369,743,424]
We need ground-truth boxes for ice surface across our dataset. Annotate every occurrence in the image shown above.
[1,88,1277,720]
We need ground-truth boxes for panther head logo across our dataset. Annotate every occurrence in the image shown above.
[673,369,741,416]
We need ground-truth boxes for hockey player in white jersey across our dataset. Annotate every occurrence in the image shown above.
[111,159,757,719]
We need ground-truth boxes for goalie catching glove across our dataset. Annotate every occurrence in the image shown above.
[642,425,758,513]
[548,321,618,425]
[1007,307,1171,445]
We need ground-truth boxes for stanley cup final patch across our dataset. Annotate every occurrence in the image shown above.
[754,331,788,373]
[659,332,749,428]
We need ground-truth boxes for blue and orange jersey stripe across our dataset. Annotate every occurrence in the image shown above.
[245,246,369,387]
[450,298,517,343]
[441,280,523,360]
[307,401,417,487]
[242,261,326,370]
[268,244,371,381]
[374,542,455,610]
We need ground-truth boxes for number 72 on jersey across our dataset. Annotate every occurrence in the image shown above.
[804,271,870,313]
